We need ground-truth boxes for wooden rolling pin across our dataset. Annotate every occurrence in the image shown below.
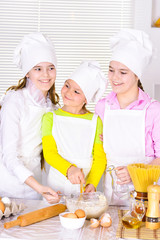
[4,204,66,229]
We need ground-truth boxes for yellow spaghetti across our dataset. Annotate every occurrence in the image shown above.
[127,163,160,192]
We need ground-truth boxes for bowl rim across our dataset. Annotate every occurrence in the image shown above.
[65,191,107,202]
[66,191,105,197]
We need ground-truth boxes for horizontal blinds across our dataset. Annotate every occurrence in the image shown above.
[0,0,134,111]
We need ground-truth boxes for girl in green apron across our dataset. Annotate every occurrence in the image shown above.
[42,61,107,195]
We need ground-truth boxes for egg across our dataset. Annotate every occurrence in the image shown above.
[0,200,5,213]
[63,213,78,218]
[1,197,11,207]
[75,209,85,218]
[63,213,69,218]
[90,218,100,228]
[99,213,112,227]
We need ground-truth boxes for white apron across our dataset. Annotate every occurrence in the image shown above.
[47,113,98,195]
[103,100,154,205]
[0,90,52,199]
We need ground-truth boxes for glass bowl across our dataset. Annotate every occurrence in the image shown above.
[65,191,108,219]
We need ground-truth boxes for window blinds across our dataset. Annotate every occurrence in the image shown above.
[0,0,134,111]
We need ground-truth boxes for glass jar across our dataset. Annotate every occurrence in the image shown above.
[122,195,145,229]
[106,165,129,200]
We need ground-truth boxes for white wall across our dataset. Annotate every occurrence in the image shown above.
[134,0,160,99]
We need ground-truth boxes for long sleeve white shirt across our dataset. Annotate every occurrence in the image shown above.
[0,80,56,184]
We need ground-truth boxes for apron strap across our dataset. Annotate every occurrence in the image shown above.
[105,100,111,110]
[91,113,98,126]
[52,111,56,118]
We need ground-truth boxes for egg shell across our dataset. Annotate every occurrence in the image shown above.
[75,209,85,218]
[90,218,100,228]
[0,200,5,213]
[3,207,11,218]
[1,197,11,207]
[63,213,78,218]
[99,213,112,227]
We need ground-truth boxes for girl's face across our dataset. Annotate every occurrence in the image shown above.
[61,79,87,113]
[108,61,139,95]
[26,62,56,97]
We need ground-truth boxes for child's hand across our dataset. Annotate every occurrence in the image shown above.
[115,166,132,184]
[84,184,96,193]
[25,176,60,204]
[42,186,60,204]
[67,166,85,184]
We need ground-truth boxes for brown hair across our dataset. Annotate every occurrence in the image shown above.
[40,151,45,170]
[0,78,27,110]
[138,79,144,92]
[7,77,27,91]
[82,104,91,113]
[5,77,59,170]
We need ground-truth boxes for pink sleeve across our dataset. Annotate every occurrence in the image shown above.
[151,102,160,157]
[95,98,106,122]
[146,101,160,158]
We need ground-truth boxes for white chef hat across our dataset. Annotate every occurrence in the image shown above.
[69,60,107,103]
[13,32,57,77]
[110,28,152,79]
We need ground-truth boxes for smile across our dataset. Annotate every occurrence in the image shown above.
[113,82,123,86]
[39,79,51,83]
[64,95,72,101]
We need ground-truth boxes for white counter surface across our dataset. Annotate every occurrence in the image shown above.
[0,199,135,240]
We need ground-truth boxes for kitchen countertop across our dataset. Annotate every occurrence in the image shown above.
[0,199,137,240]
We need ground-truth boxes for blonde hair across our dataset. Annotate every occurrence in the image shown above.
[3,77,59,169]
[7,77,59,105]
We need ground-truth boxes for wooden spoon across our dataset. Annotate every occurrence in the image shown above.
[78,169,84,201]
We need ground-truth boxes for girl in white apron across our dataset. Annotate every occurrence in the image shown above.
[0,32,59,203]
[42,61,107,195]
[96,29,160,205]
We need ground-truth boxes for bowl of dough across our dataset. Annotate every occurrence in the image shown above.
[65,191,108,220]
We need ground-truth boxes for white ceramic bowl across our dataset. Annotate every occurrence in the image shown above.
[65,191,108,219]
[59,212,86,229]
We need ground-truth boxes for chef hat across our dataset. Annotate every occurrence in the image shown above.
[69,60,107,103]
[110,28,152,79]
[13,32,57,77]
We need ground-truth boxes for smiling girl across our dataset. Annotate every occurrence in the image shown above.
[0,32,60,203]
[42,61,107,195]
[96,29,160,205]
